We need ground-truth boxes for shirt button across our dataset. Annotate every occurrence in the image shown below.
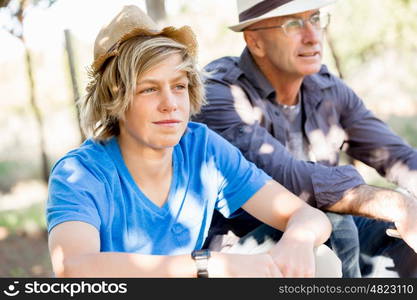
[172,223,184,234]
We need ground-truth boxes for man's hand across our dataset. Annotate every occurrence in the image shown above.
[268,231,316,277]
[328,184,417,254]
[393,199,417,253]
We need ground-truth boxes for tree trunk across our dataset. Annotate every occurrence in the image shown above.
[326,30,344,79]
[24,45,50,182]
[64,29,85,143]
[146,0,166,22]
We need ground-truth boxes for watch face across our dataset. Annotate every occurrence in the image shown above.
[192,249,211,259]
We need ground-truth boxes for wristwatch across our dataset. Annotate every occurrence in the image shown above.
[191,249,211,278]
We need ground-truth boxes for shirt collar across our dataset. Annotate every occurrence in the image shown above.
[239,47,275,100]
[302,66,335,107]
[303,67,335,90]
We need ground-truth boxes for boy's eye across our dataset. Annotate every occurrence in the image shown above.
[175,84,187,90]
[139,87,156,94]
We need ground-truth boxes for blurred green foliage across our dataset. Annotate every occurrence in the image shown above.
[330,0,417,77]
[328,0,417,168]
[387,116,417,148]
[0,160,41,191]
[0,203,46,233]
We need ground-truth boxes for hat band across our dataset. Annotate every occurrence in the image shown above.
[239,0,292,22]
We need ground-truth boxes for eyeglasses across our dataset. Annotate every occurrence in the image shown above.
[246,13,331,36]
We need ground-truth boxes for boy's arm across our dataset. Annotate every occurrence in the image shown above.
[242,180,332,277]
[48,221,282,277]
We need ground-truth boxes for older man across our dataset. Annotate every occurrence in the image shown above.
[194,0,417,277]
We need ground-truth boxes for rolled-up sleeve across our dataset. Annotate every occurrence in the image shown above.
[194,79,365,208]
[337,79,417,197]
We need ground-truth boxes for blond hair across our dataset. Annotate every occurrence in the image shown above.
[80,36,205,141]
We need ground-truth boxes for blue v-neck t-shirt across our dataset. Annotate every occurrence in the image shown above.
[46,122,271,255]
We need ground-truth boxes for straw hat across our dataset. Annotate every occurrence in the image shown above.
[229,0,336,32]
[91,5,198,73]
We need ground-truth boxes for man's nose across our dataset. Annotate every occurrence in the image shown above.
[301,21,321,44]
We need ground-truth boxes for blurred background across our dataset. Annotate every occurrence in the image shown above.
[0,0,416,277]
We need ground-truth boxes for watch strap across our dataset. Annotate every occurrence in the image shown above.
[191,249,211,278]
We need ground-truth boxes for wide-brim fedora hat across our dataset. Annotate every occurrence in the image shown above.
[91,5,198,73]
[230,0,336,32]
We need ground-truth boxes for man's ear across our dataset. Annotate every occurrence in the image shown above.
[244,31,266,58]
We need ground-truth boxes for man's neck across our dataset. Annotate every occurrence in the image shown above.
[253,56,303,106]
[273,79,302,106]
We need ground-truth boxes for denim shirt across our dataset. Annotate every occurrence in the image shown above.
[194,48,417,208]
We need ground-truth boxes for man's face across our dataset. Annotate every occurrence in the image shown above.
[247,9,324,79]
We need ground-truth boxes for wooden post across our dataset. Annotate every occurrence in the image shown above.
[146,0,166,22]
[64,29,85,142]
[326,30,345,79]
[24,44,50,182]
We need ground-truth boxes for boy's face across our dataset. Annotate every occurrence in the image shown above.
[119,53,190,151]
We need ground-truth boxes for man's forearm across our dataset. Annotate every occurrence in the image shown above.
[325,184,415,223]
